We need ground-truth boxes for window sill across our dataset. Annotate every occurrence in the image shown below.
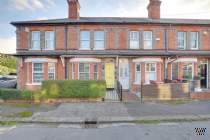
[29,49,41,51]
[133,82,141,85]
[79,49,91,51]
[130,48,140,50]
[177,48,186,50]
[143,48,153,50]
[93,49,105,50]
[43,49,55,51]
[190,48,199,50]
[26,83,42,86]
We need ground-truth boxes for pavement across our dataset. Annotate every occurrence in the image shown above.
[0,121,210,140]
[0,101,210,124]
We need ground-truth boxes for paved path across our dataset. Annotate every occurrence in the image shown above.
[1,101,210,123]
[33,101,210,118]
[0,121,209,140]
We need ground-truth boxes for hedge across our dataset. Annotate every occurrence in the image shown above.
[41,80,106,99]
[0,88,35,100]
[0,80,106,100]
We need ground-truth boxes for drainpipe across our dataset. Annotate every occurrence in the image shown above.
[116,56,119,87]
[164,24,174,81]
[64,25,68,80]
[164,28,169,80]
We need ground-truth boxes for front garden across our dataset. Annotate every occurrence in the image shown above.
[0,80,106,103]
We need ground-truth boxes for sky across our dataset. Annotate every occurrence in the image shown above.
[0,0,210,54]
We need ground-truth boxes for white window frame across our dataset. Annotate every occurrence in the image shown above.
[129,31,139,49]
[177,32,186,50]
[102,63,105,80]
[48,63,55,80]
[171,63,179,80]
[135,63,141,84]
[94,64,98,80]
[31,31,40,50]
[144,31,153,49]
[94,31,105,50]
[72,63,75,80]
[80,31,90,50]
[183,63,194,80]
[79,63,90,80]
[32,63,44,85]
[190,32,199,50]
[45,31,55,50]
[145,63,157,84]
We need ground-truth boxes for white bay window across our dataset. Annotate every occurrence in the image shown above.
[135,64,141,84]
[183,63,194,80]
[79,63,90,80]
[94,64,98,80]
[145,63,156,84]
[33,63,44,84]
[48,63,55,80]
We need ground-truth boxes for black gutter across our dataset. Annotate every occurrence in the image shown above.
[14,52,210,57]
[10,22,210,27]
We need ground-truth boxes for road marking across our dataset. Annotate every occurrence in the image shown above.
[0,126,16,135]
[158,123,179,126]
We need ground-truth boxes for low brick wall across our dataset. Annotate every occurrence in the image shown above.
[142,83,190,100]
[191,92,210,100]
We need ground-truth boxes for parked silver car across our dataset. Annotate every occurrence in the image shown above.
[0,73,17,88]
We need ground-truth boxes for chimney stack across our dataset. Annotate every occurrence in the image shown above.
[67,0,80,19]
[147,0,161,19]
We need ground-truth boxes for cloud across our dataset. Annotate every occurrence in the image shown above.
[79,0,210,19]
[161,0,210,19]
[0,37,16,54]
[8,0,55,11]
[36,17,48,20]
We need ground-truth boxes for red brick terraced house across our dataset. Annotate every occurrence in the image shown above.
[11,0,210,93]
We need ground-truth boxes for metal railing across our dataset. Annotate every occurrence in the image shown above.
[116,81,123,101]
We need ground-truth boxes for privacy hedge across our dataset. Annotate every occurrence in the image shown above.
[0,88,35,100]
[41,80,106,99]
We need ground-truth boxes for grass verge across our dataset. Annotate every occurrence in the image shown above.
[0,121,17,126]
[1,111,33,118]
[7,103,40,108]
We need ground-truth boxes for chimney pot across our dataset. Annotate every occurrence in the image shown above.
[67,0,80,19]
[147,0,161,19]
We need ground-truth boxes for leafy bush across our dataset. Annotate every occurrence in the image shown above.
[0,54,16,75]
[0,88,35,100]
[42,80,106,99]
[0,54,16,69]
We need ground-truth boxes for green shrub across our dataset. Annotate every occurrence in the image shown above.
[0,88,21,100]
[16,111,33,118]
[0,88,35,100]
[42,80,106,99]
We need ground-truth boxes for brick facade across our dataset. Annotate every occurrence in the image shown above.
[12,0,210,93]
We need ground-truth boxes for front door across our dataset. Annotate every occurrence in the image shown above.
[119,59,129,90]
[199,64,207,88]
[105,63,115,88]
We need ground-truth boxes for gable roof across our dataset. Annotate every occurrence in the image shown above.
[11,17,210,26]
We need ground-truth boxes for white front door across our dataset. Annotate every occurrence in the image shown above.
[119,59,129,90]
